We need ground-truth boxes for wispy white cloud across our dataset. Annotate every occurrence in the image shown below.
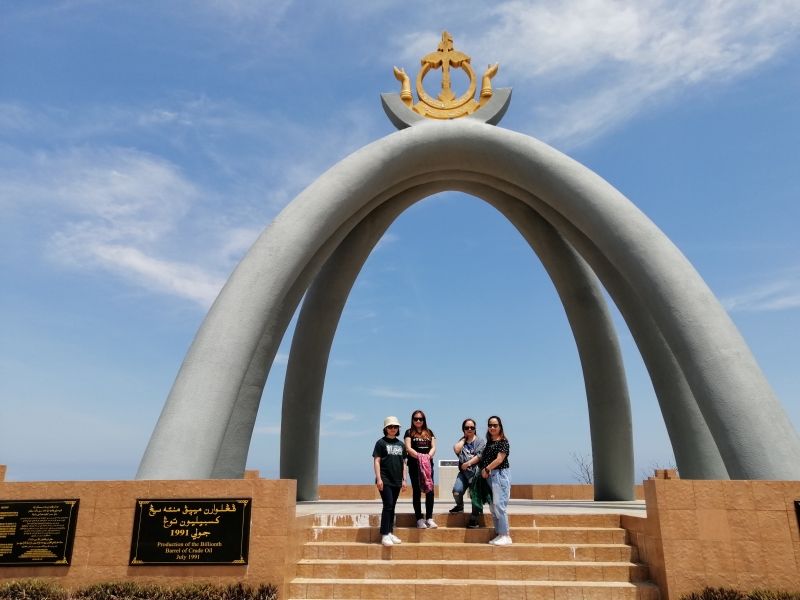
[0,147,227,307]
[722,270,800,312]
[362,386,438,400]
[397,0,800,147]
[58,243,225,307]
[0,96,383,307]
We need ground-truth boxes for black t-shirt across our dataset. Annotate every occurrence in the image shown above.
[480,438,510,470]
[403,428,435,456]
[372,436,406,486]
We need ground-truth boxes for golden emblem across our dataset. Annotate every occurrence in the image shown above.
[393,31,498,120]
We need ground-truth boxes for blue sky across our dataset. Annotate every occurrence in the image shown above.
[1,1,798,485]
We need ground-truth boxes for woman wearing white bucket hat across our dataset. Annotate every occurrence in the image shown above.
[372,415,407,546]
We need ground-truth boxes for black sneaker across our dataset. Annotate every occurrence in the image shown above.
[448,504,464,514]
[466,516,481,529]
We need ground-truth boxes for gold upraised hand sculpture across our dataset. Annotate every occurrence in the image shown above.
[393,66,413,107]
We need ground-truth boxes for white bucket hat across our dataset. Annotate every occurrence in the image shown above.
[383,415,401,428]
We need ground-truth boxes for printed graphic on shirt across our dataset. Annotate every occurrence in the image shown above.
[404,429,435,454]
[385,444,404,456]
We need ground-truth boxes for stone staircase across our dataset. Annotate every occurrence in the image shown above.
[288,512,659,599]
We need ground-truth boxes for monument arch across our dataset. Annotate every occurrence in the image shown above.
[137,34,800,500]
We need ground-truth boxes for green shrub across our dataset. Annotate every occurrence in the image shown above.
[0,580,67,600]
[749,591,800,600]
[219,584,276,600]
[682,589,748,600]
[162,583,218,600]
[682,589,800,600]
[73,582,164,600]
[0,581,277,600]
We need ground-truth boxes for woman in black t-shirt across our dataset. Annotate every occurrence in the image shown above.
[373,415,407,546]
[404,409,437,528]
[480,415,512,546]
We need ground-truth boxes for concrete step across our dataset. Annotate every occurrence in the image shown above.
[311,512,622,528]
[287,577,661,600]
[295,558,650,582]
[302,541,636,562]
[307,525,627,544]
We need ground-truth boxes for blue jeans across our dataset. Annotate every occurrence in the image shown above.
[453,470,481,512]
[452,471,470,506]
[488,469,510,535]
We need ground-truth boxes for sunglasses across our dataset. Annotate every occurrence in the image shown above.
[387,425,399,429]
[413,417,424,422]
[463,426,475,431]
[488,423,500,428]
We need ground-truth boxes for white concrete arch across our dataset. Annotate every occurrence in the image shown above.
[137,120,800,482]
[279,182,636,501]
[279,179,729,500]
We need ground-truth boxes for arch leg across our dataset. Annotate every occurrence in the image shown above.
[452,175,729,479]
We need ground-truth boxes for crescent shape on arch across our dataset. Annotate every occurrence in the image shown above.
[381,88,512,130]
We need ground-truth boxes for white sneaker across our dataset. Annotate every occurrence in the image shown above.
[416,519,428,529]
[381,534,394,546]
[389,533,401,544]
[425,518,438,529]
[494,535,513,546]
[488,535,501,545]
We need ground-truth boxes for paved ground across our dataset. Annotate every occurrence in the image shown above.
[296,499,647,517]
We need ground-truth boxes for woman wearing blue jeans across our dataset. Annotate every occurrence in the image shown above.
[479,415,511,546]
[450,418,485,528]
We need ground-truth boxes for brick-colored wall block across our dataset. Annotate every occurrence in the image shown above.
[695,508,730,541]
[757,510,793,542]
[723,481,756,510]
[659,480,696,510]
[751,481,787,510]
[727,509,761,542]
[659,509,699,540]
[692,481,727,509]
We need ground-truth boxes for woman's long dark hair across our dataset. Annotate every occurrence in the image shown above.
[409,409,432,439]
[486,415,507,441]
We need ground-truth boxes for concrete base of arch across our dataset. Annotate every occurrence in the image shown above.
[136,119,800,486]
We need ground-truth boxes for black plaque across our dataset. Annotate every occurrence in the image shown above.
[130,498,251,565]
[0,500,79,566]
[795,500,799,533]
